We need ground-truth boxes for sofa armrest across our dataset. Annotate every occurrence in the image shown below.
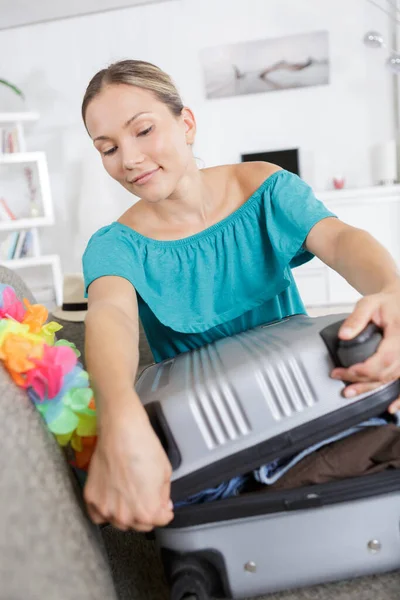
[0,365,117,600]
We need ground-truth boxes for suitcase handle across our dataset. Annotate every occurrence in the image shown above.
[144,401,182,470]
[320,319,383,368]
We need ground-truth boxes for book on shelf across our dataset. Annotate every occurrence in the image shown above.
[1,230,33,261]
[17,231,32,259]
[0,198,33,260]
[5,232,18,260]
[14,230,27,258]
[20,230,33,258]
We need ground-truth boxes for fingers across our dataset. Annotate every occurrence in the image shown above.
[110,497,134,532]
[331,335,400,384]
[388,396,400,414]
[118,506,174,533]
[331,366,371,384]
[86,502,173,531]
[84,478,108,525]
[84,484,174,532]
[118,505,174,532]
[86,501,107,525]
[334,375,400,415]
[160,479,172,510]
[375,323,400,382]
[82,429,175,533]
[149,506,175,528]
[133,493,175,529]
[338,297,378,340]
[340,380,382,399]
[357,334,399,380]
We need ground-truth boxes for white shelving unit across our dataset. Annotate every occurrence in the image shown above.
[0,112,62,306]
[0,112,40,122]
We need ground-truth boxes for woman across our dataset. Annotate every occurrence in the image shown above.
[82,59,400,533]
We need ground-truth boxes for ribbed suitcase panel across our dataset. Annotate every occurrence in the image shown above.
[187,343,251,449]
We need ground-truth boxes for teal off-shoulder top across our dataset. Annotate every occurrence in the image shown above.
[82,170,336,363]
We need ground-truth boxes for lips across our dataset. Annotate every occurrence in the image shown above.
[131,168,159,185]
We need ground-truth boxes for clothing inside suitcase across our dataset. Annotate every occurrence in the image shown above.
[170,411,400,529]
[164,379,400,529]
[173,413,400,503]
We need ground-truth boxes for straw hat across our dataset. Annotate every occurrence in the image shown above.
[52,273,88,322]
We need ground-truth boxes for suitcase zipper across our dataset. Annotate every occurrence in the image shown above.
[169,470,400,528]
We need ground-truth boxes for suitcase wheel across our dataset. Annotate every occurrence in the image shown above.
[170,561,215,600]
[170,572,210,600]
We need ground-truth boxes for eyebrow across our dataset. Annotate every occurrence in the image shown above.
[93,112,151,142]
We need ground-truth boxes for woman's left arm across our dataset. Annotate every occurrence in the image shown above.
[305,217,400,413]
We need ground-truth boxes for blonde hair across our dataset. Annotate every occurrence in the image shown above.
[81,59,184,125]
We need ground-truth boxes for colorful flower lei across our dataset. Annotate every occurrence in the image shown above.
[0,284,96,470]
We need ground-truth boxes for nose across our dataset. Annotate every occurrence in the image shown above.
[121,142,144,170]
[123,157,142,170]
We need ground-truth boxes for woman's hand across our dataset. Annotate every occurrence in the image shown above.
[330,281,400,414]
[84,393,174,532]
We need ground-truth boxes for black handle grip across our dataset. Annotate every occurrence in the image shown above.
[144,401,181,470]
[337,323,383,368]
[320,319,383,368]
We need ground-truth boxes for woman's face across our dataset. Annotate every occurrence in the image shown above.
[85,84,196,202]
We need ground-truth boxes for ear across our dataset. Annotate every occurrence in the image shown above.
[181,107,196,145]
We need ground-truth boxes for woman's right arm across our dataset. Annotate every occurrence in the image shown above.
[83,276,174,531]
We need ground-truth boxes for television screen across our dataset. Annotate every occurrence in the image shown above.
[241,148,300,176]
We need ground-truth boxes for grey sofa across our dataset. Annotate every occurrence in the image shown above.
[0,266,117,600]
[2,266,400,600]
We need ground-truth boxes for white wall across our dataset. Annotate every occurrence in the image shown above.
[0,0,395,273]
[0,0,168,30]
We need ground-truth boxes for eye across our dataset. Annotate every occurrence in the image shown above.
[138,126,153,137]
[102,146,117,156]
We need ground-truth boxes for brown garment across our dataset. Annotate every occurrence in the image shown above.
[270,425,400,491]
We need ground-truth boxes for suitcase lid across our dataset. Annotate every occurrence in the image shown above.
[136,314,400,503]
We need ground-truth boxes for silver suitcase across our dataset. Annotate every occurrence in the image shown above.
[136,314,400,600]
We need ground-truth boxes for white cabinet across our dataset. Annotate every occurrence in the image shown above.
[0,113,62,306]
[292,185,400,312]
[294,267,329,306]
